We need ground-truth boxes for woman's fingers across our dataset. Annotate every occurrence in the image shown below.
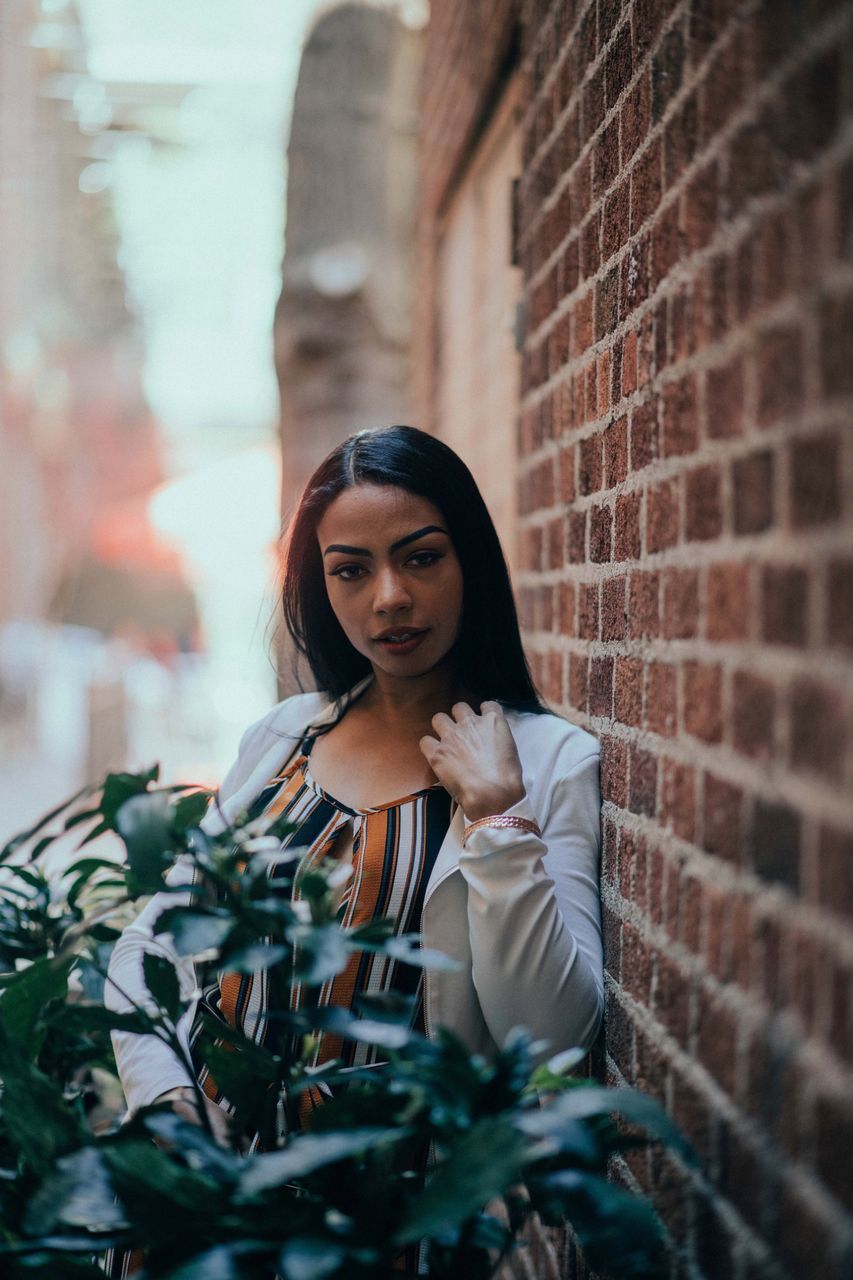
[451,701,476,720]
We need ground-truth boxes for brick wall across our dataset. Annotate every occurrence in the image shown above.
[416,1,853,1276]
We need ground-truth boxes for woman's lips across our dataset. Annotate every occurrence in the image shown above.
[374,629,428,655]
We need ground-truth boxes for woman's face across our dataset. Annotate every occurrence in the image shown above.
[317,483,464,680]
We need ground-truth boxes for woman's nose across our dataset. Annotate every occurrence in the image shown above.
[372,567,412,613]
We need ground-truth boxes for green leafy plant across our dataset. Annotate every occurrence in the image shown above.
[0,768,695,1278]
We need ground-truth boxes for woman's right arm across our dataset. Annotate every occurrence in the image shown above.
[105,701,300,1115]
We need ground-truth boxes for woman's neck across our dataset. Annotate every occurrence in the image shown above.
[359,665,474,730]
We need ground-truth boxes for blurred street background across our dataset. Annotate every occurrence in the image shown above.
[0,0,427,841]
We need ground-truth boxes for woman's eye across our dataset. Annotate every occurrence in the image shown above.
[330,564,365,581]
[407,550,441,568]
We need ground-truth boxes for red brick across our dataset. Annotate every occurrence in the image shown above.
[564,511,584,566]
[685,464,723,541]
[628,569,661,638]
[589,656,615,718]
[558,443,576,503]
[757,324,803,428]
[602,176,630,263]
[706,562,750,641]
[750,800,801,892]
[733,449,774,535]
[819,291,853,395]
[631,135,663,231]
[578,582,600,639]
[629,745,658,817]
[662,372,699,457]
[578,432,603,495]
[827,558,853,647]
[650,199,681,292]
[636,310,656,386]
[629,397,659,471]
[789,433,841,528]
[646,478,680,552]
[621,67,651,165]
[663,92,698,189]
[702,772,743,865]
[676,871,703,955]
[622,920,653,1003]
[600,733,628,808]
[705,355,744,438]
[621,327,638,395]
[615,656,643,727]
[683,159,719,251]
[661,758,696,841]
[651,20,686,121]
[602,574,627,641]
[568,652,589,713]
[696,987,738,1097]
[558,581,576,636]
[671,1069,714,1169]
[704,882,726,978]
[589,504,612,563]
[790,676,846,780]
[655,954,691,1049]
[603,415,628,487]
[684,662,723,743]
[816,824,853,921]
[614,491,641,561]
[732,670,775,760]
[761,565,808,646]
[663,567,699,638]
[645,662,677,737]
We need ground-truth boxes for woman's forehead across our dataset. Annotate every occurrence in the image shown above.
[318,484,445,537]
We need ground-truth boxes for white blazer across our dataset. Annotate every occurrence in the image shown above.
[107,675,604,1114]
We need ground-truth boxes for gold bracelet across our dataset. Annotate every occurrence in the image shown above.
[462,814,542,848]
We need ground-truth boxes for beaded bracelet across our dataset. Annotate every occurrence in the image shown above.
[462,814,542,849]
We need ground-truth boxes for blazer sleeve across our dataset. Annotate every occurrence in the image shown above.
[457,745,604,1059]
[105,706,287,1113]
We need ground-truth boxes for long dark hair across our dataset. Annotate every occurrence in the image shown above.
[281,425,548,715]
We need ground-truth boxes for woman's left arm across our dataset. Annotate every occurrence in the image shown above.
[458,749,604,1059]
[420,704,603,1059]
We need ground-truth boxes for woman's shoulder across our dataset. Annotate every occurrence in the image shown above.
[239,689,330,752]
[505,706,600,777]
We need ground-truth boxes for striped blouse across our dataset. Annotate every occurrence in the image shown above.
[190,731,453,1140]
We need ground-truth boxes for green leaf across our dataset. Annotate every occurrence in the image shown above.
[171,790,213,832]
[161,1246,243,1280]
[117,792,175,896]
[358,932,461,972]
[24,1146,126,1234]
[100,766,159,827]
[395,1118,526,1245]
[153,907,234,957]
[50,1005,153,1037]
[530,1168,667,1277]
[279,1238,344,1280]
[519,1085,697,1166]
[142,953,182,1022]
[236,1128,401,1199]
[0,1023,85,1172]
[289,924,350,985]
[0,954,75,1051]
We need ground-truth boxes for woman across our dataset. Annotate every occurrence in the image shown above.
[104,424,603,1270]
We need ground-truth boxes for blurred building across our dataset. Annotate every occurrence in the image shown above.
[274,3,424,649]
[0,1,199,824]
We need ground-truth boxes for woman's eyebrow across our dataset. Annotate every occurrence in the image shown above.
[323,525,448,558]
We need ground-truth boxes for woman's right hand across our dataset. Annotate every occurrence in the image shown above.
[153,1086,236,1149]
